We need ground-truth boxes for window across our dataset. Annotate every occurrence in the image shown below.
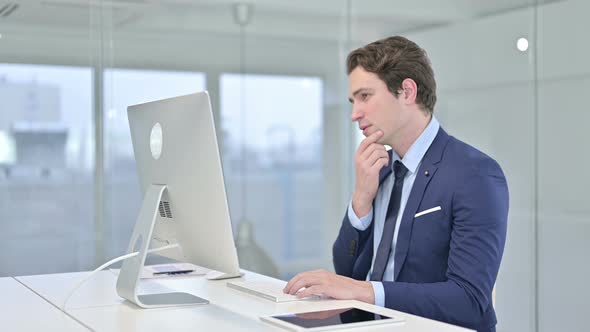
[220,73,323,278]
[0,64,93,276]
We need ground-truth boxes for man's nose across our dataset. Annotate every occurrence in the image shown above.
[351,106,362,122]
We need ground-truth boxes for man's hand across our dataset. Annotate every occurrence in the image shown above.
[283,269,375,304]
[352,130,388,217]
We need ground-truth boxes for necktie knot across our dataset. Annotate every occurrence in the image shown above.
[393,160,408,180]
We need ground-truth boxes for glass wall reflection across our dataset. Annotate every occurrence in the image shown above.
[0,64,94,275]
[537,1,590,331]
[220,73,323,278]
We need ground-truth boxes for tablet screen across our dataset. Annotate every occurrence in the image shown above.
[271,307,392,329]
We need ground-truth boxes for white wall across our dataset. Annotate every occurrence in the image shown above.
[408,1,589,331]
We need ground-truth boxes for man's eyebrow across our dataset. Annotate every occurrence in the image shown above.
[348,88,372,103]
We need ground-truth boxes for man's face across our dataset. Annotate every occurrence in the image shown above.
[348,66,411,145]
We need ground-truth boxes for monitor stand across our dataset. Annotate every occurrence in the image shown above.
[116,184,209,308]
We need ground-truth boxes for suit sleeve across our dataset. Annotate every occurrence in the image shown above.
[347,201,374,231]
[382,160,508,328]
[333,208,373,278]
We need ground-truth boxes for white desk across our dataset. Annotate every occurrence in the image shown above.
[15,270,474,332]
[0,277,88,331]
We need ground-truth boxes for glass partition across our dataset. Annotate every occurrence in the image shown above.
[2,1,588,330]
[220,73,323,278]
[0,65,94,275]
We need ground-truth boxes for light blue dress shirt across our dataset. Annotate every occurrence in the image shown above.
[347,116,440,307]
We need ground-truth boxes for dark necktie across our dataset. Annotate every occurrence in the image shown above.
[370,160,408,281]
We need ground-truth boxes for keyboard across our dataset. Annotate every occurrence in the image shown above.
[227,280,320,303]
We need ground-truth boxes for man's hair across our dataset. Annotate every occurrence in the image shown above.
[346,36,437,114]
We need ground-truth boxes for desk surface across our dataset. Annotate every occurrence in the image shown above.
[15,270,473,332]
[0,277,88,331]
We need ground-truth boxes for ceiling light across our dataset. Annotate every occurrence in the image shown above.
[517,37,529,52]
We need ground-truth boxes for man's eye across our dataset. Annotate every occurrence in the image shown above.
[361,93,369,100]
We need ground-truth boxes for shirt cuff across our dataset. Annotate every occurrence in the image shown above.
[370,281,385,307]
[347,201,373,231]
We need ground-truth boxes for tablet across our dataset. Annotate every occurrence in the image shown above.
[260,306,404,331]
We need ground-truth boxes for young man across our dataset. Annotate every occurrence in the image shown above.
[284,36,508,332]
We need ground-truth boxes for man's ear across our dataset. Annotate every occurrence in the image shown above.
[400,78,418,104]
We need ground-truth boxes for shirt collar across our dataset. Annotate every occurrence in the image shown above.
[390,116,440,174]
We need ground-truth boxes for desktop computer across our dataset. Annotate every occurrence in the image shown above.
[116,91,242,308]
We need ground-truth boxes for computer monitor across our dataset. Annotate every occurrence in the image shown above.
[116,91,241,308]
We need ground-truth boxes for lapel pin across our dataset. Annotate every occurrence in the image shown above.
[424,170,430,176]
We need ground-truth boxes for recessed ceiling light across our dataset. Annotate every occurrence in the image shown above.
[517,37,529,52]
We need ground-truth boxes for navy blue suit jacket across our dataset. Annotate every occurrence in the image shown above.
[333,127,508,332]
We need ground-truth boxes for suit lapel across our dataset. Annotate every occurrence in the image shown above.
[393,128,450,281]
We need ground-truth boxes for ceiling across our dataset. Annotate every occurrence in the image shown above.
[1,0,561,42]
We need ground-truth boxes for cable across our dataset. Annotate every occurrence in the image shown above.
[60,243,179,311]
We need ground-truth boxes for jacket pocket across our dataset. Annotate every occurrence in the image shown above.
[414,206,442,218]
